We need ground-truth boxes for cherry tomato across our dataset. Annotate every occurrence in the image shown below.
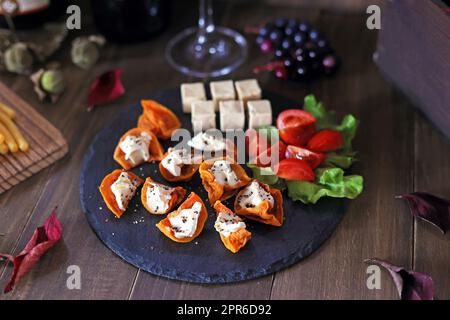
[276,109,316,146]
[245,129,272,160]
[285,145,325,169]
[255,140,287,167]
[307,129,343,152]
[273,158,315,182]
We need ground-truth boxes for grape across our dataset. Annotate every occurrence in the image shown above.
[275,67,288,79]
[298,22,310,33]
[259,23,274,37]
[293,32,305,45]
[309,29,320,41]
[283,57,295,70]
[275,18,287,29]
[308,50,319,61]
[293,64,310,80]
[260,39,273,53]
[304,41,317,51]
[269,29,283,44]
[254,18,339,82]
[281,38,292,50]
[284,25,296,36]
[323,54,340,75]
[256,35,265,45]
[274,48,287,59]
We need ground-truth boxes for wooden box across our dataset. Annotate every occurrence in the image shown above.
[375,0,450,141]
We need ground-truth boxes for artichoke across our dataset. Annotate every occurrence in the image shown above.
[71,37,101,70]
[4,43,33,74]
[40,69,65,94]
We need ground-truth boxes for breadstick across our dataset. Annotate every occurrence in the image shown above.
[0,111,28,152]
[0,121,18,152]
[0,133,4,144]
[0,142,8,155]
[0,102,16,118]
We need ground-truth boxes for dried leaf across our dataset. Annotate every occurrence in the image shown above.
[365,258,434,300]
[0,210,62,293]
[87,69,125,111]
[396,192,450,234]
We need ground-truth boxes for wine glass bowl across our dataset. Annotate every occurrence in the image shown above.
[165,0,248,78]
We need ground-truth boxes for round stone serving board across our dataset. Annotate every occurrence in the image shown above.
[80,89,347,283]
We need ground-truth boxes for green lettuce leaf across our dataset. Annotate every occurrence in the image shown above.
[256,125,279,145]
[287,167,363,204]
[323,151,357,169]
[303,94,336,129]
[334,114,359,151]
[247,163,286,190]
[303,95,359,150]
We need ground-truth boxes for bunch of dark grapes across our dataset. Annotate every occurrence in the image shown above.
[255,18,340,81]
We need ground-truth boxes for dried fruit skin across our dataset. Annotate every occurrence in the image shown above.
[155,192,208,243]
[213,201,252,253]
[113,127,164,170]
[234,180,284,227]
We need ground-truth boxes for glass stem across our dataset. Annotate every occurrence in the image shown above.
[197,0,215,45]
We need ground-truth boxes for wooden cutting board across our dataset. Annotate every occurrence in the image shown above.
[0,81,68,194]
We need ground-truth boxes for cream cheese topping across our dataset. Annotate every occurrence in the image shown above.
[237,181,274,208]
[161,148,200,177]
[110,172,138,211]
[146,184,172,214]
[168,201,202,238]
[187,132,227,152]
[214,211,246,237]
[209,160,240,186]
[119,132,151,165]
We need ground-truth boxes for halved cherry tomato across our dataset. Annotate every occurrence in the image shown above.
[285,145,325,169]
[273,158,315,182]
[307,130,343,152]
[277,109,316,147]
[245,129,269,160]
[255,140,287,167]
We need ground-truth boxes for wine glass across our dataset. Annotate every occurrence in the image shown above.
[165,0,248,78]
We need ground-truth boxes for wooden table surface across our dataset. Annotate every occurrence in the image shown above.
[1,1,449,300]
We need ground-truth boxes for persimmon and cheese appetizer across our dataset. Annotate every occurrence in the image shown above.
[99,169,144,218]
[159,148,202,182]
[114,128,164,170]
[138,99,181,140]
[234,180,284,227]
[156,192,207,243]
[141,178,186,215]
[199,157,251,204]
[213,201,251,253]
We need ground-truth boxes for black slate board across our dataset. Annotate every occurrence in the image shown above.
[79,89,347,283]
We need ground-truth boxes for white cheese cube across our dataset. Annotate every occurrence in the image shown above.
[191,100,216,132]
[219,100,245,131]
[181,82,206,113]
[235,79,262,103]
[247,100,272,129]
[210,80,235,111]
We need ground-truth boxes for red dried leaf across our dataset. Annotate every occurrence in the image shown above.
[396,192,450,234]
[0,210,62,293]
[365,258,434,300]
[87,69,125,111]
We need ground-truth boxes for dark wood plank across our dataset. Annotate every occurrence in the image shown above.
[270,12,415,299]
[0,42,140,299]
[413,113,450,300]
